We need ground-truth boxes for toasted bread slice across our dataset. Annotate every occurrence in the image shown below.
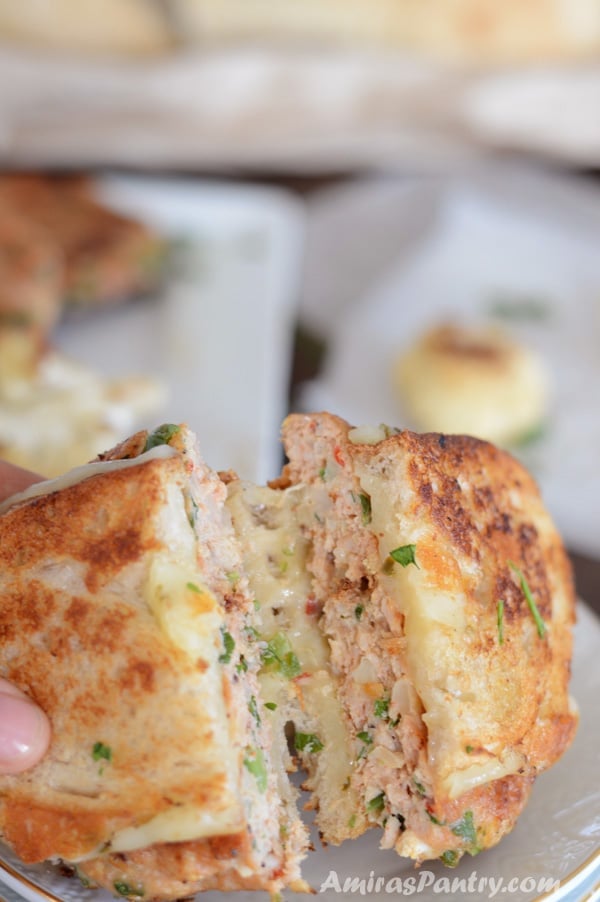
[0,424,307,899]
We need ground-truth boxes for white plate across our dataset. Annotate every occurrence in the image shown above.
[55,174,304,484]
[1,600,598,902]
[301,169,600,560]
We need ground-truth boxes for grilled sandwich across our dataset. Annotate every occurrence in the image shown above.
[0,414,577,898]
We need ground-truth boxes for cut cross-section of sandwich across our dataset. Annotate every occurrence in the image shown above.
[224,412,578,866]
[265,412,578,863]
[0,423,308,900]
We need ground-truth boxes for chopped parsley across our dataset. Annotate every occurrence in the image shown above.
[243,748,268,792]
[358,492,372,525]
[440,850,460,867]
[374,697,390,719]
[426,810,444,826]
[450,810,479,852]
[488,297,550,322]
[367,792,386,815]
[236,656,248,674]
[186,581,201,593]
[260,633,301,679]
[113,881,145,897]
[92,742,112,763]
[508,561,546,638]
[497,598,505,645]
[187,496,199,528]
[318,466,327,481]
[143,423,179,452]
[348,814,357,829]
[356,731,373,759]
[248,695,261,725]
[389,544,419,569]
[354,604,364,621]
[264,701,277,711]
[465,745,474,754]
[219,629,235,664]
[413,780,427,797]
[226,570,240,586]
[295,732,324,754]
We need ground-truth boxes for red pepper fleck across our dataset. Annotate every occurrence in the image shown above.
[333,445,345,467]
[305,596,321,616]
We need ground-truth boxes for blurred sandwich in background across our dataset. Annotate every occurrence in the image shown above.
[0,173,167,475]
[0,0,172,57]
[172,0,600,64]
[0,0,598,64]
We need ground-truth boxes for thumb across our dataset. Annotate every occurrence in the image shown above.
[0,680,51,774]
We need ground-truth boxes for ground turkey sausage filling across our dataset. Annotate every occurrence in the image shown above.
[226,423,466,865]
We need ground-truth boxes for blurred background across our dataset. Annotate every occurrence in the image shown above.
[0,0,599,599]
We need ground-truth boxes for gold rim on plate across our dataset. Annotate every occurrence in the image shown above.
[0,857,62,902]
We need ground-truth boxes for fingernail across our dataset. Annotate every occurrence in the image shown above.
[0,693,51,774]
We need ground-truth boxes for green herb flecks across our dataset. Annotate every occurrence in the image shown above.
[236,656,248,674]
[367,792,386,815]
[143,424,179,453]
[113,881,145,897]
[243,748,268,792]
[465,745,474,754]
[348,814,357,829]
[226,570,240,586]
[374,697,390,719]
[354,604,364,621]
[450,810,480,854]
[186,581,201,594]
[248,695,261,725]
[389,544,419,569]
[440,850,460,867]
[497,599,505,645]
[264,702,277,711]
[187,496,199,529]
[488,297,550,322]
[295,732,324,754]
[427,810,444,826]
[219,629,235,664]
[92,742,112,763]
[356,731,373,759]
[352,492,372,526]
[260,633,301,679]
[413,779,427,797]
[508,561,546,638]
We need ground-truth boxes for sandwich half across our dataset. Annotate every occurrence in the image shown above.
[227,412,578,865]
[0,423,308,900]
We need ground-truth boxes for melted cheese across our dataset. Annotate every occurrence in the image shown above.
[226,481,362,839]
[0,444,178,515]
[108,555,243,853]
[355,458,525,796]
